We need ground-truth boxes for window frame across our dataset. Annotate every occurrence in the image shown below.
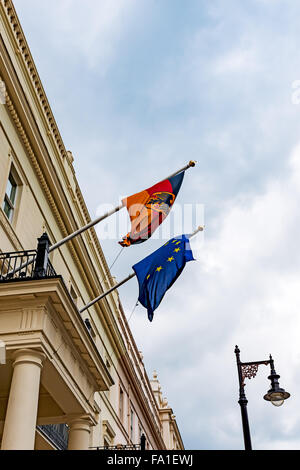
[119,386,124,423]
[130,406,135,442]
[3,170,18,221]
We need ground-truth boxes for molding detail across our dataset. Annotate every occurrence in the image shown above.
[20,308,36,330]
[0,1,132,368]
[1,0,67,161]
[102,419,116,440]
[0,0,113,288]
[1,77,102,311]
[4,91,67,233]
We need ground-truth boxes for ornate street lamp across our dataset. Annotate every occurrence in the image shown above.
[234,345,290,450]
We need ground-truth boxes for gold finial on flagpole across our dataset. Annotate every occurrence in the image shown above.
[190,225,204,238]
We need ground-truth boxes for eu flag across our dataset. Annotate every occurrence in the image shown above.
[132,234,195,321]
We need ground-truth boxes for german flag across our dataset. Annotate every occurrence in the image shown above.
[119,172,184,247]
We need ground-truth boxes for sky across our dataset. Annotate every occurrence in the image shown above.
[12,0,300,450]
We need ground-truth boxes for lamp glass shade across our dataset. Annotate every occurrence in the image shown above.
[271,398,284,407]
[264,390,290,406]
[270,393,285,407]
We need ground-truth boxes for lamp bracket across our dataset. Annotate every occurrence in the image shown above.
[241,361,269,386]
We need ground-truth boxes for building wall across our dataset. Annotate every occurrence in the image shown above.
[150,371,184,450]
[0,0,183,451]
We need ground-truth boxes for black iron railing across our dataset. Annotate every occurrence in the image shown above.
[0,249,56,281]
[0,234,56,282]
[90,444,142,450]
[90,435,146,451]
[37,426,145,451]
[37,424,69,450]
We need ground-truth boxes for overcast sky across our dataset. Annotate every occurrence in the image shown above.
[12,0,300,450]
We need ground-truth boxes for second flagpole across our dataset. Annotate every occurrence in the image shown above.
[79,225,204,314]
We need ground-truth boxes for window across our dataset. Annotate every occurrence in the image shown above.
[106,359,111,372]
[130,407,135,442]
[84,317,96,340]
[3,171,17,221]
[119,387,124,422]
[138,424,145,446]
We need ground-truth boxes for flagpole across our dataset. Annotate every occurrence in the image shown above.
[49,161,197,253]
[161,160,196,182]
[188,224,204,238]
[79,272,136,313]
[5,203,124,275]
[49,203,123,253]
[79,225,203,314]
[6,162,197,278]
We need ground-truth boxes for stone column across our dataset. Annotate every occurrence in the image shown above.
[1,348,46,450]
[67,416,92,450]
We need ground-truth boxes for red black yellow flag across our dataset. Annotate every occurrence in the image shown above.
[119,172,184,247]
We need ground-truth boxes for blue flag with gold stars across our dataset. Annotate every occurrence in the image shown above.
[132,234,195,321]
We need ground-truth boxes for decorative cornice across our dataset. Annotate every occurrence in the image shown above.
[0,5,168,446]
[4,90,67,233]
[74,187,114,285]
[0,70,126,360]
[1,0,67,160]
[0,0,113,284]
[0,276,114,392]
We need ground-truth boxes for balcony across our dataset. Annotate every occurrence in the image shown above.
[0,233,57,283]
[0,233,114,449]
[0,249,56,282]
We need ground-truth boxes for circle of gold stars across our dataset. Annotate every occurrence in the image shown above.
[146,239,183,279]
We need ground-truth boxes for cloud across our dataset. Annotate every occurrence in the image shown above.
[213,43,260,75]
[11,0,300,450]
[14,0,139,73]
[129,142,300,449]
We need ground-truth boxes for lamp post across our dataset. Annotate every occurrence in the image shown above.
[234,345,290,450]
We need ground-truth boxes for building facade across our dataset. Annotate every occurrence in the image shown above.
[0,0,184,451]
